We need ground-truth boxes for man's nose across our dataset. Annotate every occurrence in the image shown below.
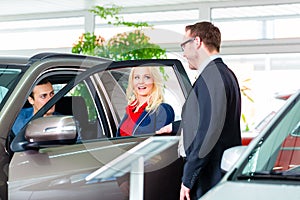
[46,95,53,101]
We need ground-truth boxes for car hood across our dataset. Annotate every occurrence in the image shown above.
[200,181,300,200]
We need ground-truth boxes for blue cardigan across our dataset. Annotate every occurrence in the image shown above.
[116,103,175,137]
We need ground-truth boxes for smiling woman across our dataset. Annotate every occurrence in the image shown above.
[116,66,175,137]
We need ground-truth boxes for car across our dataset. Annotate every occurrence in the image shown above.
[200,89,300,200]
[241,111,276,146]
[241,91,295,146]
[0,52,193,200]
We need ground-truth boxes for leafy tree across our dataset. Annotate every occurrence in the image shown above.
[71,5,167,120]
[72,5,166,60]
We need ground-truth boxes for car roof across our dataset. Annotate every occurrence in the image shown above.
[0,55,29,65]
[0,52,112,66]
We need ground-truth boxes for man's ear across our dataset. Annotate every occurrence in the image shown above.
[28,96,34,105]
[195,36,202,48]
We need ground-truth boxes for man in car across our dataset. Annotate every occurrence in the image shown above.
[12,78,56,135]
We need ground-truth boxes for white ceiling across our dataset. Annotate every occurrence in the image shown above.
[0,0,230,16]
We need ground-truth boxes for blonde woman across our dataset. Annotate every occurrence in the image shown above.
[116,66,174,136]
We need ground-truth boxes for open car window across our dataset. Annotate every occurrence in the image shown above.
[96,66,185,127]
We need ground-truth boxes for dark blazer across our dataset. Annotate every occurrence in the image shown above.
[116,103,175,136]
[173,57,242,198]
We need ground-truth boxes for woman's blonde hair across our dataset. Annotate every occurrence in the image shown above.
[126,66,164,111]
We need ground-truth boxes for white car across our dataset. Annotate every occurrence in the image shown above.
[200,90,300,200]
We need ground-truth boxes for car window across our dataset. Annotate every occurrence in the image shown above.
[94,66,185,137]
[61,65,186,139]
[0,68,23,110]
[51,82,98,124]
[10,59,190,152]
[54,80,104,140]
[0,86,8,103]
[239,93,300,176]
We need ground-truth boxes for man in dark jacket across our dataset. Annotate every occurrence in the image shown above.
[157,21,241,200]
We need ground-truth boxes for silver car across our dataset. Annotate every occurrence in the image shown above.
[200,90,300,200]
[0,53,192,200]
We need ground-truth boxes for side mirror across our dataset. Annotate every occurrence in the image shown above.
[221,146,247,172]
[25,115,78,147]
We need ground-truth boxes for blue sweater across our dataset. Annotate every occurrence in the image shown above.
[12,107,34,135]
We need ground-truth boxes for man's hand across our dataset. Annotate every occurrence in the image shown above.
[180,183,191,200]
[155,123,172,134]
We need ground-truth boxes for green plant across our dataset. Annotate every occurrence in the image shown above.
[240,78,254,132]
[72,5,166,61]
[72,5,168,120]
[72,33,105,56]
[90,5,149,28]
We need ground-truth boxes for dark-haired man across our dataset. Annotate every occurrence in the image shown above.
[157,21,242,199]
[12,79,56,135]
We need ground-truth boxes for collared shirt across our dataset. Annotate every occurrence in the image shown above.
[178,129,186,157]
[197,54,221,79]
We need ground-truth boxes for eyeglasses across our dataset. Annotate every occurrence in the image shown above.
[180,37,195,51]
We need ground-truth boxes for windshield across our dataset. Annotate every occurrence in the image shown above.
[237,91,300,180]
[0,67,23,110]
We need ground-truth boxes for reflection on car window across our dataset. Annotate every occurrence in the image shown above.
[97,66,185,137]
[55,81,104,140]
[241,95,300,175]
[0,86,8,104]
[17,74,104,141]
[290,121,300,137]
[0,68,22,108]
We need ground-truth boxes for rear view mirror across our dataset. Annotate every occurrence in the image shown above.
[25,115,78,145]
[221,146,247,172]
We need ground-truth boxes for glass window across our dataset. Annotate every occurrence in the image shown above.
[0,68,22,109]
[95,9,198,24]
[95,66,185,137]
[273,18,300,38]
[61,81,102,140]
[0,17,84,50]
[0,86,8,103]
[221,53,300,132]
[94,10,197,41]
[211,3,300,41]
[120,9,199,23]
[240,94,300,175]
[214,20,263,41]
[12,72,103,140]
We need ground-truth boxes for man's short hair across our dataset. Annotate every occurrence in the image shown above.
[185,21,221,52]
[29,78,51,99]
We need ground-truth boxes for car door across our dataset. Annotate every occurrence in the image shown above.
[9,57,191,200]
